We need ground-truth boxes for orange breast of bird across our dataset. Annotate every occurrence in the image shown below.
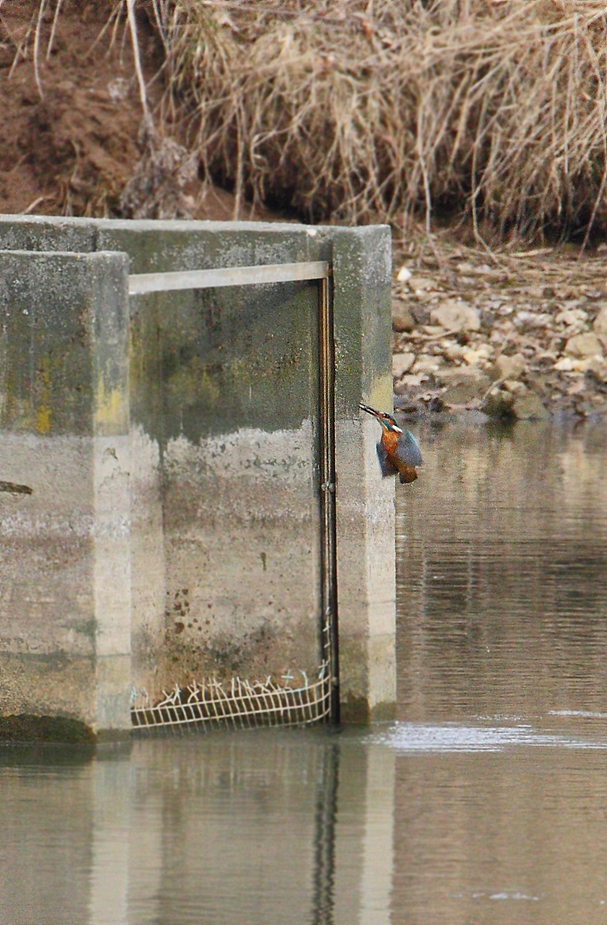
[382,430,418,483]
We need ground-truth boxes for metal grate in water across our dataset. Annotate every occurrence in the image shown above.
[131,606,335,731]
[131,672,331,731]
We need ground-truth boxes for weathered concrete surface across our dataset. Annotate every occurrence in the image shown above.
[126,266,325,698]
[331,228,396,721]
[0,249,131,735]
[0,216,396,730]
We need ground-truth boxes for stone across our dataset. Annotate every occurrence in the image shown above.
[462,344,494,366]
[408,275,435,293]
[396,265,412,283]
[564,332,604,358]
[392,301,415,332]
[584,358,607,382]
[443,342,467,362]
[442,380,482,406]
[409,304,431,325]
[397,373,426,389]
[438,367,490,388]
[556,308,588,326]
[413,354,442,373]
[492,352,526,381]
[430,300,481,333]
[512,392,550,420]
[420,325,445,337]
[503,379,527,395]
[392,352,416,377]
[592,305,607,335]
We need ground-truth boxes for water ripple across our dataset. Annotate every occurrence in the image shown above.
[372,721,607,753]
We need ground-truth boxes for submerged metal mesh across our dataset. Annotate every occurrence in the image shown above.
[131,611,334,731]
[131,673,331,731]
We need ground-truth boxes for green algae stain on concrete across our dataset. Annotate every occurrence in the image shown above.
[130,279,319,445]
[368,374,394,414]
[0,714,97,744]
[0,251,94,435]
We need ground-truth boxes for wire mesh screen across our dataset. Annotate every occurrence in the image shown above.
[131,612,335,731]
[131,674,329,731]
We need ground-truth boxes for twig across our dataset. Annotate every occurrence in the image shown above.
[126,0,151,126]
[46,0,63,59]
[22,196,47,214]
[0,481,33,495]
[33,0,46,98]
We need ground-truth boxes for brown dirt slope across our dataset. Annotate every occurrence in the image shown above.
[0,1,148,216]
[0,0,276,221]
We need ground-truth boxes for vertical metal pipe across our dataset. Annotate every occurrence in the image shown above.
[319,273,340,723]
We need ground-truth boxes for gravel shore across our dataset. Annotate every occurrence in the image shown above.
[391,238,607,422]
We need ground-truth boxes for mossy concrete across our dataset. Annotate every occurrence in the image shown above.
[0,216,395,736]
[0,249,131,736]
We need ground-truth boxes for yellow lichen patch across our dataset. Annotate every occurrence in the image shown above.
[35,358,52,434]
[95,380,128,430]
[35,406,51,434]
[368,375,394,414]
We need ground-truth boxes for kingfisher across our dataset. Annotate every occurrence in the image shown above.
[359,401,422,483]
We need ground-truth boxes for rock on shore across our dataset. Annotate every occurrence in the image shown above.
[392,241,607,420]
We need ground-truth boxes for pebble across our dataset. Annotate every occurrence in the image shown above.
[430,300,481,332]
[593,306,607,335]
[413,354,443,373]
[564,332,604,358]
[393,352,416,377]
[392,302,415,332]
[493,352,526,380]
[462,345,492,366]
[511,392,551,420]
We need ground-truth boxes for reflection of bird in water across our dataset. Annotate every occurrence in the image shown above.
[0,481,32,495]
[359,401,422,484]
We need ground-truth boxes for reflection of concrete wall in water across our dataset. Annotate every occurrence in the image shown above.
[0,217,396,736]
[0,736,397,924]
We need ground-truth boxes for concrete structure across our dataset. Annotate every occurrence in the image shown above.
[0,216,395,737]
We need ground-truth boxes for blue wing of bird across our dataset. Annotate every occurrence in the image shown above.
[396,430,423,468]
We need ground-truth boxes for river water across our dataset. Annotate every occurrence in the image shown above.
[2,420,607,925]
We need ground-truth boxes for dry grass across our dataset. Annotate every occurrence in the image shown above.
[154,0,607,242]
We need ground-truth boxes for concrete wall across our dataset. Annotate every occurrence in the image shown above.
[0,249,131,733]
[0,216,395,735]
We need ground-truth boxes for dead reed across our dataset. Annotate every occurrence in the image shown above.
[155,0,607,241]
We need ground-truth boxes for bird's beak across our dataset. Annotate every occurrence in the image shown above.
[359,401,380,417]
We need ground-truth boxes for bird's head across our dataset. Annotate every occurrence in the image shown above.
[359,401,403,433]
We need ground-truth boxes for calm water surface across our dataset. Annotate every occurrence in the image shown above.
[2,420,607,925]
